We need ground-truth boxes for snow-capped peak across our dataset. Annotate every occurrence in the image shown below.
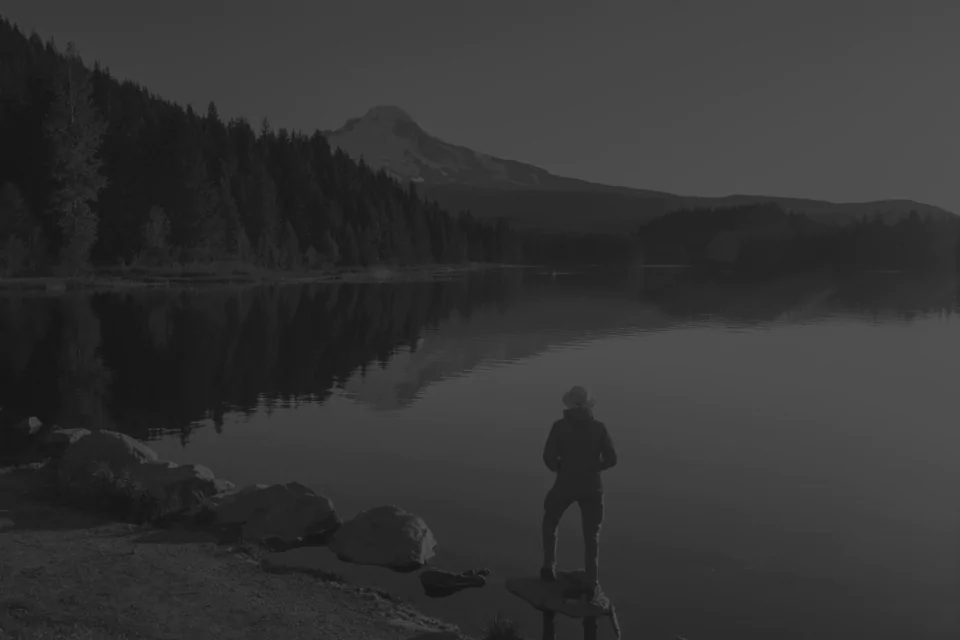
[361,105,415,124]
[325,106,559,189]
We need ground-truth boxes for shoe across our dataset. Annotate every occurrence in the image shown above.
[539,566,557,582]
[582,584,602,604]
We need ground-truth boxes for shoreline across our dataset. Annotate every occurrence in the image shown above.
[0,462,473,640]
[0,421,523,640]
[0,262,527,294]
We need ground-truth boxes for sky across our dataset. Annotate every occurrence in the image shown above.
[4,0,959,211]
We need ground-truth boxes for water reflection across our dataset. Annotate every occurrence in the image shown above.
[539,610,613,640]
[0,268,957,444]
[0,270,523,440]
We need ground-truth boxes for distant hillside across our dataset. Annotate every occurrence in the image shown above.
[326,106,955,235]
[636,202,960,274]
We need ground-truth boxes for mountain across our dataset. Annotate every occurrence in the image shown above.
[323,105,673,196]
[325,106,955,234]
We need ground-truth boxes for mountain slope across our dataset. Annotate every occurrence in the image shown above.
[323,105,674,196]
[325,106,955,234]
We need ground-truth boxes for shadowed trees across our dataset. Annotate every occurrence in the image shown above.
[636,203,960,275]
[0,17,520,275]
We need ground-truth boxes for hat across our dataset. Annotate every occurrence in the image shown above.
[562,385,596,409]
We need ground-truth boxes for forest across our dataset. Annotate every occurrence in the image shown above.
[0,17,521,276]
[636,203,960,274]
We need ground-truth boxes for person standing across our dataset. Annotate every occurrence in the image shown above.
[540,385,618,602]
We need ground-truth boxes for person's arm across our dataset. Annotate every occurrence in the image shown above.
[599,423,617,470]
[543,423,561,472]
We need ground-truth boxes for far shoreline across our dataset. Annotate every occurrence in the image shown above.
[0,261,530,294]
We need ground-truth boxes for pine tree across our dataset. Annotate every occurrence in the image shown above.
[319,230,340,266]
[0,182,34,274]
[143,206,170,251]
[43,42,108,269]
[178,150,221,256]
[341,224,360,266]
[217,176,243,257]
[251,160,279,266]
[280,219,300,269]
[141,205,171,260]
[0,182,34,242]
[358,226,379,266]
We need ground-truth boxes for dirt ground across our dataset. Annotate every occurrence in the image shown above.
[0,465,466,640]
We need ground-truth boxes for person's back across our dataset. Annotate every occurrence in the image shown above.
[540,385,617,602]
[543,406,617,494]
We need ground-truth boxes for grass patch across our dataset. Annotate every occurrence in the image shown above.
[483,612,527,640]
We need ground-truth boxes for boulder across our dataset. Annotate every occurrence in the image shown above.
[213,484,281,523]
[0,417,45,461]
[212,482,340,546]
[57,430,159,486]
[39,427,91,458]
[419,568,490,598]
[128,461,230,512]
[505,570,613,619]
[43,427,91,447]
[212,478,236,494]
[328,505,436,572]
[11,417,43,437]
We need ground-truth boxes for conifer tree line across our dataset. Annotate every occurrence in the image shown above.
[637,203,960,274]
[0,18,522,275]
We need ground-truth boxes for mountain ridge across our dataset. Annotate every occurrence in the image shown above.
[324,105,675,196]
[325,106,954,234]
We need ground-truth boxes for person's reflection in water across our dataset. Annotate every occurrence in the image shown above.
[540,609,601,640]
[540,385,618,604]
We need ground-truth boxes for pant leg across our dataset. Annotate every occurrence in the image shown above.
[577,491,604,587]
[542,485,574,569]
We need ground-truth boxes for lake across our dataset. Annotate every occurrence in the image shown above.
[1,267,957,640]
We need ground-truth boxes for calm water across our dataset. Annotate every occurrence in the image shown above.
[2,268,958,640]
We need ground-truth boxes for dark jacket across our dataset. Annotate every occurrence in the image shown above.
[542,407,617,492]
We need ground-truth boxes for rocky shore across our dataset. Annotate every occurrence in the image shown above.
[0,417,503,640]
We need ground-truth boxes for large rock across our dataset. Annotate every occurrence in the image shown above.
[58,429,159,485]
[39,427,91,458]
[43,427,91,447]
[54,430,234,514]
[419,568,490,598]
[129,461,233,511]
[212,482,340,547]
[328,505,436,572]
[1,417,46,462]
[505,570,613,619]
[11,417,43,437]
